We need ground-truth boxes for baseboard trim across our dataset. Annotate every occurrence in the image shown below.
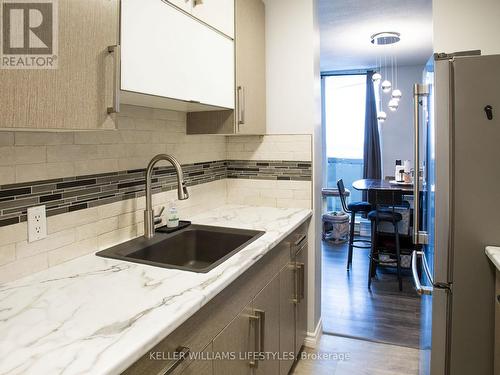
[304,318,322,348]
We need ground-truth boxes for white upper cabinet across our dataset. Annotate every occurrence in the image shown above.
[191,0,235,38]
[165,0,234,38]
[121,0,235,110]
[166,0,193,13]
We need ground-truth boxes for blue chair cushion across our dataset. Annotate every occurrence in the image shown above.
[347,201,372,212]
[368,210,403,222]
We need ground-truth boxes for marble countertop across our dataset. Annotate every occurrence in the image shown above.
[485,246,500,271]
[0,205,311,375]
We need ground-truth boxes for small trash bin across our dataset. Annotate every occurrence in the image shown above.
[322,211,350,243]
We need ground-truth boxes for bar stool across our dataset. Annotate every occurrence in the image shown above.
[367,209,403,291]
[337,179,372,271]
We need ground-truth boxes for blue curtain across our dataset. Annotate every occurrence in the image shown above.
[363,71,382,181]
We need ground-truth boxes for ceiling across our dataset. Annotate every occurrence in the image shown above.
[319,0,433,72]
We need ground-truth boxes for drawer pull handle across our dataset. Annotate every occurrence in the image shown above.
[293,234,307,248]
[249,309,265,368]
[161,346,190,374]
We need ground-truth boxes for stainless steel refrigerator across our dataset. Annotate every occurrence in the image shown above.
[411,52,499,375]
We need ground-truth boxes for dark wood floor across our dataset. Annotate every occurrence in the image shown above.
[322,239,421,349]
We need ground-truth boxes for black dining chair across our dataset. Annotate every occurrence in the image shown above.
[367,205,404,291]
[337,179,372,271]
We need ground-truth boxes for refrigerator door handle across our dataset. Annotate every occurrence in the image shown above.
[412,250,452,294]
[411,250,433,295]
[412,84,430,245]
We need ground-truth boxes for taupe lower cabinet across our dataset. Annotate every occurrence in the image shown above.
[123,222,309,375]
[0,0,119,130]
[186,0,266,135]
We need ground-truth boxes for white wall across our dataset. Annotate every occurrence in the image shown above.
[380,65,424,177]
[433,0,500,55]
[263,0,324,336]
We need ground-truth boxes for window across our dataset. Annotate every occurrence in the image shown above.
[323,74,367,206]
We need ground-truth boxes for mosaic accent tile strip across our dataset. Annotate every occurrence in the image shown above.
[0,159,311,227]
[226,160,312,181]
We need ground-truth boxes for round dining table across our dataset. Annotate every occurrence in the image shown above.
[352,179,413,194]
[352,178,413,205]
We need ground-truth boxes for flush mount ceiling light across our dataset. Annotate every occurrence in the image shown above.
[370,32,401,45]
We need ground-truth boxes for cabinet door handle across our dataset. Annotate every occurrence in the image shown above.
[237,86,245,127]
[249,309,265,368]
[294,262,305,303]
[107,45,121,114]
[297,263,305,301]
[193,0,203,5]
[160,346,190,374]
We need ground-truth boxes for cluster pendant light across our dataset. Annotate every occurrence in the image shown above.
[371,32,402,122]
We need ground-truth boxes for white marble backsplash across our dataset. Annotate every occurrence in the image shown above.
[0,205,311,375]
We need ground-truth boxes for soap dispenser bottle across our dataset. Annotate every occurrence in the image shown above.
[167,203,179,228]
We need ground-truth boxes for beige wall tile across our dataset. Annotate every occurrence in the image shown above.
[0,243,15,266]
[118,211,143,229]
[74,131,123,145]
[48,238,98,267]
[74,158,119,176]
[46,162,75,179]
[15,164,48,183]
[0,166,15,184]
[0,222,27,245]
[226,134,312,162]
[0,253,48,284]
[97,225,138,250]
[48,208,99,234]
[0,146,15,166]
[16,228,76,259]
[47,144,98,162]
[15,132,73,146]
[14,146,46,164]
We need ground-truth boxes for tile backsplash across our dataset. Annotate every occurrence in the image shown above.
[0,106,313,283]
[0,105,226,185]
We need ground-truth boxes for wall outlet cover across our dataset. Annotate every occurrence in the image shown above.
[27,205,47,243]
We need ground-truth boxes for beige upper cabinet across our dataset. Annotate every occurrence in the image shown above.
[186,0,266,135]
[0,0,119,130]
[234,0,266,135]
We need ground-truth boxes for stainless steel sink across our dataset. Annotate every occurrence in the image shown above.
[96,224,264,273]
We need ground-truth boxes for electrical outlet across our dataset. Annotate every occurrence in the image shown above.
[27,205,47,243]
